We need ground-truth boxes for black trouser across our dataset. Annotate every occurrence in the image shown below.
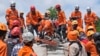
[7,43,15,56]
[39,31,45,39]
[21,27,24,33]
[27,24,39,35]
[56,24,66,41]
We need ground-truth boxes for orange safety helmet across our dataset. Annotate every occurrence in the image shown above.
[11,27,21,36]
[87,30,95,37]
[55,4,61,9]
[12,20,20,27]
[30,5,35,11]
[67,30,78,41]
[0,22,7,31]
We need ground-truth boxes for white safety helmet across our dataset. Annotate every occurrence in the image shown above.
[75,5,79,10]
[10,1,16,7]
[22,32,34,43]
[19,11,24,14]
[87,7,91,12]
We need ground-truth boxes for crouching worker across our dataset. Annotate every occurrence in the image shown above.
[0,22,7,56]
[86,31,99,56]
[64,30,87,56]
[18,32,37,56]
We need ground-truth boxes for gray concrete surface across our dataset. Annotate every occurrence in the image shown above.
[33,44,65,56]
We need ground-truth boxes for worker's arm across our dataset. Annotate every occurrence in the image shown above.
[92,12,98,22]
[5,9,10,23]
[26,13,31,26]
[61,11,67,24]
[37,11,44,22]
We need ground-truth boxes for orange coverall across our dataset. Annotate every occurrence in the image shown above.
[0,40,7,56]
[84,12,97,31]
[86,41,98,56]
[38,19,54,36]
[6,8,18,29]
[26,11,43,26]
[18,45,37,56]
[57,10,67,26]
[19,17,25,28]
[71,11,83,28]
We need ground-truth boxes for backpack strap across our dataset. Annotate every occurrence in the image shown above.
[75,41,82,56]
[68,41,82,56]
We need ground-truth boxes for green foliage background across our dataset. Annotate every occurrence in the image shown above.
[47,7,57,20]
[96,17,100,32]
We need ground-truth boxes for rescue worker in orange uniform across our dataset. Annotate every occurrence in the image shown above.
[55,4,67,26]
[86,30,99,56]
[38,11,54,39]
[84,7,98,31]
[64,30,87,56]
[5,2,19,30]
[67,17,74,32]
[26,5,43,34]
[18,32,37,56]
[71,5,83,28]
[0,22,7,56]
[55,4,67,40]
[19,12,25,33]
[67,20,84,33]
